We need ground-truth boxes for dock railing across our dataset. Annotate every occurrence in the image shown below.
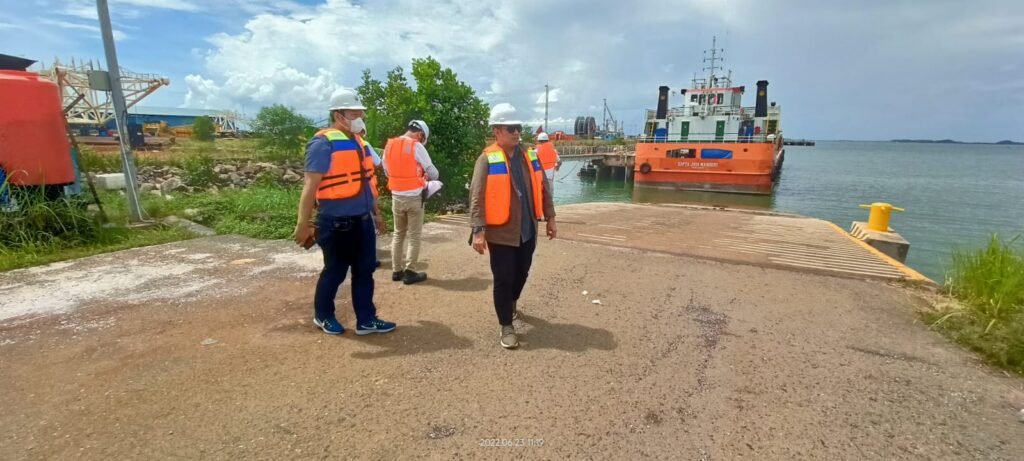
[665,105,759,117]
[557,144,627,157]
[636,132,777,144]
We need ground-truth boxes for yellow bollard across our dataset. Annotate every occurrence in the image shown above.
[858,202,905,232]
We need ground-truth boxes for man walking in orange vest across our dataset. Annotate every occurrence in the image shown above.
[469,104,557,349]
[293,89,396,336]
[535,132,562,192]
[383,120,439,285]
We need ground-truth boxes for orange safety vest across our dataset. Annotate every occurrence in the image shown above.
[383,136,427,193]
[484,144,544,226]
[315,128,378,201]
[536,142,559,170]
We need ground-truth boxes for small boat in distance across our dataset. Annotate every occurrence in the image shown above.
[578,161,598,179]
[634,37,784,195]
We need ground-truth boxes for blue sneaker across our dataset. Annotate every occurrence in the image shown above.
[313,317,344,335]
[356,318,396,336]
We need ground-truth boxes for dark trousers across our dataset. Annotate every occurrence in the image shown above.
[314,213,377,324]
[488,237,537,326]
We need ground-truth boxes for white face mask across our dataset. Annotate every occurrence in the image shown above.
[348,117,366,134]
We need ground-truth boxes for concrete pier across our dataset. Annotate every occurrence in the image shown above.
[4,203,1020,460]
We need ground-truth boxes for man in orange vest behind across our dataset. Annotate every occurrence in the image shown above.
[469,103,556,349]
[293,89,396,337]
[535,132,562,193]
[383,120,439,285]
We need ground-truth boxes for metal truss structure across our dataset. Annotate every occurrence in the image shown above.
[37,58,169,126]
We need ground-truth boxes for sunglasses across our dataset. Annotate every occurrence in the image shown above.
[503,125,523,134]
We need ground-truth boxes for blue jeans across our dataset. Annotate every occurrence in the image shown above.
[314,213,377,324]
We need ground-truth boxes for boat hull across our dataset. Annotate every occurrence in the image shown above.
[633,141,784,195]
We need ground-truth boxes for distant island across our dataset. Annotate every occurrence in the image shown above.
[891,139,1022,145]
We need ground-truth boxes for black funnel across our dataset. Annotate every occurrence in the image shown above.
[754,80,769,117]
[656,86,670,119]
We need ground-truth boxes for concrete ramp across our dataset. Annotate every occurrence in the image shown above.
[439,202,927,282]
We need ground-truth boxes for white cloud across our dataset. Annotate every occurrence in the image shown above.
[39,19,128,41]
[114,0,202,11]
[227,0,306,16]
[58,0,199,20]
[61,3,100,19]
[178,0,1024,139]
[184,0,519,112]
[534,88,561,105]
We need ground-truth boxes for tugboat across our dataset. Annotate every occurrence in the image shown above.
[634,38,784,195]
[578,161,598,179]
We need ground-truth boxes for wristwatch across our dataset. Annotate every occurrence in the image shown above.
[472,225,485,234]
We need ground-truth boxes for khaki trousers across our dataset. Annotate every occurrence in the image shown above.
[391,194,425,272]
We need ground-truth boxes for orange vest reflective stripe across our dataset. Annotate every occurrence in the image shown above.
[536,142,558,170]
[383,136,427,193]
[315,128,377,201]
[483,144,544,226]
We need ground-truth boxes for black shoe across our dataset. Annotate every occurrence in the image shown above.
[391,271,403,282]
[402,270,427,285]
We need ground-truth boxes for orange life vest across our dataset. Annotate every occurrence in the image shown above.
[536,142,559,170]
[484,144,544,226]
[315,128,378,201]
[383,136,427,193]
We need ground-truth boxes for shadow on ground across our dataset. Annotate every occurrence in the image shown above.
[350,320,474,359]
[517,314,618,352]
[421,276,491,292]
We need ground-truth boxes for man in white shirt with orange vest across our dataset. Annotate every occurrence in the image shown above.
[383,120,439,285]
[534,132,561,192]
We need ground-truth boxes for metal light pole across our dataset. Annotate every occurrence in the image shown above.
[97,0,148,223]
[544,84,549,133]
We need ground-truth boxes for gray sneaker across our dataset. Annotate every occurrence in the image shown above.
[500,325,519,349]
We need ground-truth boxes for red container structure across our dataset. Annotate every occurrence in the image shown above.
[0,69,74,187]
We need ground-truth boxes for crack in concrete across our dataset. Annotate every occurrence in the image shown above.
[686,290,729,393]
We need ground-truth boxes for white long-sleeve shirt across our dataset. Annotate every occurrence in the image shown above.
[382,135,440,196]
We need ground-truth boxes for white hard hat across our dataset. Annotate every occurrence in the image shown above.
[408,119,429,143]
[488,103,523,126]
[537,132,549,141]
[329,88,366,111]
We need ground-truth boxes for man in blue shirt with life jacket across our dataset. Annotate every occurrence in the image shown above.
[293,89,396,336]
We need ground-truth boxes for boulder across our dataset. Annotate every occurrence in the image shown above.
[161,177,184,193]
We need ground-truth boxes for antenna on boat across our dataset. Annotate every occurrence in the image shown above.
[703,35,723,88]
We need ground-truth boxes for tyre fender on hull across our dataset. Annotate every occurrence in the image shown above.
[638,162,652,174]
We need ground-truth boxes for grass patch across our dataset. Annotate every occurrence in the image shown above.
[927,234,1024,374]
[0,183,194,272]
[0,226,193,272]
[4,177,420,272]
[80,145,187,173]
[142,185,304,239]
[139,185,413,241]
[78,138,265,174]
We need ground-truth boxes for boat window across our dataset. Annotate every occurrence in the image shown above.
[699,94,706,104]
[690,94,698,103]
[667,148,696,159]
[717,94,725,104]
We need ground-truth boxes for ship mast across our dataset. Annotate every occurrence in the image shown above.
[700,36,724,114]
[703,35,723,88]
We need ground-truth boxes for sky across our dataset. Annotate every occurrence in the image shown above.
[3,0,1022,141]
